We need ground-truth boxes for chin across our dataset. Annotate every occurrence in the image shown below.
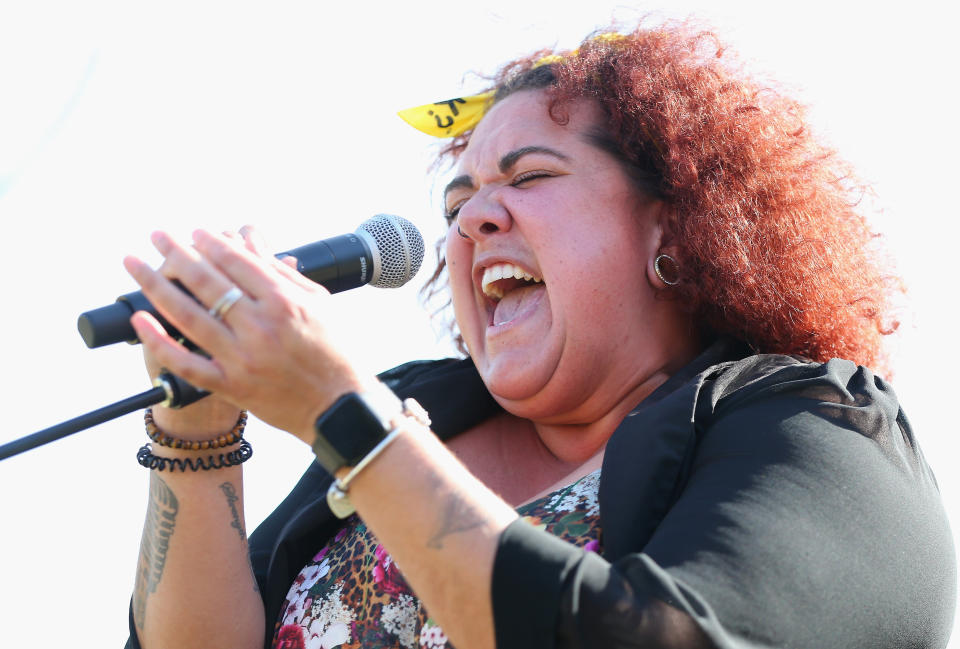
[471,341,570,419]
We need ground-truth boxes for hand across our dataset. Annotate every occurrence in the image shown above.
[123,226,367,444]
[141,345,243,439]
[136,230,269,438]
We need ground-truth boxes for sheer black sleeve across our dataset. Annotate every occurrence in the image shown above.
[491,358,955,649]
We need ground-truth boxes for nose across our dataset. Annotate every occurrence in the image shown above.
[456,187,512,240]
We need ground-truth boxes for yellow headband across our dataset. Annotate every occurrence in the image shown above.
[397,34,625,139]
[396,90,496,138]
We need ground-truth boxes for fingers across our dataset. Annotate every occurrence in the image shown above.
[193,229,323,299]
[125,284,228,392]
[222,226,280,279]
[191,230,293,301]
[125,226,335,417]
[271,253,325,292]
[235,226,319,292]
[278,255,300,270]
[238,225,269,256]
[123,245,241,359]
[126,226,323,373]
[123,225,370,437]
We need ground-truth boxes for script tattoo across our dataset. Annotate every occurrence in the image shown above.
[219,482,245,544]
[426,494,484,550]
[219,481,259,593]
[133,475,179,630]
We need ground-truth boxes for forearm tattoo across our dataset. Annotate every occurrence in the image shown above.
[426,494,484,550]
[219,481,259,593]
[219,482,245,544]
[133,475,179,630]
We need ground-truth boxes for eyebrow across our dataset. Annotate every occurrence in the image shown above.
[498,145,569,173]
[443,174,475,201]
[443,145,570,200]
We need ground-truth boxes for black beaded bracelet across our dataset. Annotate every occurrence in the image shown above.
[136,439,253,472]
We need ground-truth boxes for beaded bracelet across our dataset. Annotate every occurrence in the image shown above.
[144,408,247,450]
[137,440,253,472]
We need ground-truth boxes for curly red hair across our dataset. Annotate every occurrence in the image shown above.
[424,20,900,372]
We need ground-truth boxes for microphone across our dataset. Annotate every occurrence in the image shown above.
[77,214,425,349]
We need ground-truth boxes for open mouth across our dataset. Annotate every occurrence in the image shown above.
[480,262,547,328]
[481,262,543,300]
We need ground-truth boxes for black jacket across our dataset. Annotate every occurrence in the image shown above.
[128,339,956,648]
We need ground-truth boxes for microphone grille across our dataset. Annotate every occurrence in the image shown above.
[357,214,425,288]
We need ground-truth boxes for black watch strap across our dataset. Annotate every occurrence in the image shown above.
[312,387,402,474]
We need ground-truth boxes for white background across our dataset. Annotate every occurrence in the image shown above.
[0,1,957,646]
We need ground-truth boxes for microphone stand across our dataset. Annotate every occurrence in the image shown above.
[0,373,208,461]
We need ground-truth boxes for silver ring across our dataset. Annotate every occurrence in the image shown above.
[208,285,244,320]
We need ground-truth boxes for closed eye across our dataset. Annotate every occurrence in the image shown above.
[444,170,555,222]
[511,170,553,186]
[444,198,467,223]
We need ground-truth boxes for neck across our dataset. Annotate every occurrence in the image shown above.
[530,367,673,464]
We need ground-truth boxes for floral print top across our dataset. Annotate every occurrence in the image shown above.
[272,469,602,649]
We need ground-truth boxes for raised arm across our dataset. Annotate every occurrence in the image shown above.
[128,396,265,649]
[121,228,524,649]
[125,231,275,649]
[122,227,955,649]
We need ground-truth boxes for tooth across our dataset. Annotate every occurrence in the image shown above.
[480,262,545,299]
[482,269,495,295]
[482,266,505,298]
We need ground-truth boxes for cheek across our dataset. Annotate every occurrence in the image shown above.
[444,232,477,322]
[444,228,469,289]
[541,222,652,319]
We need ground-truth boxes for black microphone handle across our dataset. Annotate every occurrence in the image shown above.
[284,232,374,292]
[77,233,373,349]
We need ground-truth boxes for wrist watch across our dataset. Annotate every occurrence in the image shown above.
[313,384,431,519]
[311,384,430,475]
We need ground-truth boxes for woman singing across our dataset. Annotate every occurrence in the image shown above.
[123,20,955,649]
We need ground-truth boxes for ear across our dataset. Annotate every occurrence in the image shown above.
[645,206,682,288]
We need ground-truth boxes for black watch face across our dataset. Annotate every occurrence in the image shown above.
[316,393,388,468]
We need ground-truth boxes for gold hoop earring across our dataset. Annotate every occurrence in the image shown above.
[654,254,680,286]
